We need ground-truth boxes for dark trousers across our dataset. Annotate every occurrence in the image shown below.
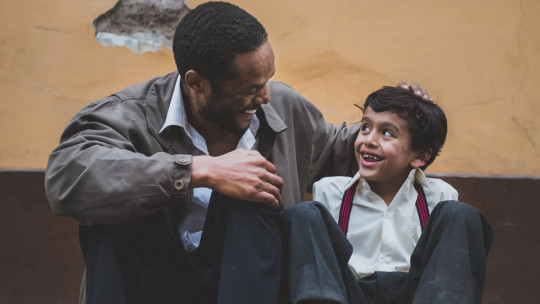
[79,193,285,304]
[284,201,494,304]
[80,198,492,304]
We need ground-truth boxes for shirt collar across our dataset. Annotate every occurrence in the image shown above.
[343,168,430,193]
[159,75,259,154]
[159,76,185,134]
[343,171,362,192]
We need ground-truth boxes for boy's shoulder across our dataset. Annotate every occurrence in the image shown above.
[424,176,459,200]
[313,176,354,200]
[314,175,353,189]
[425,176,456,190]
[312,176,355,212]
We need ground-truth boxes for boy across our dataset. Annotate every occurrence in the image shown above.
[286,87,493,304]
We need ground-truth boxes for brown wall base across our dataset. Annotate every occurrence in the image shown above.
[432,174,540,304]
[0,170,83,303]
[1,170,538,303]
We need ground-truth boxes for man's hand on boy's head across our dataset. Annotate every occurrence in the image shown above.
[397,81,435,103]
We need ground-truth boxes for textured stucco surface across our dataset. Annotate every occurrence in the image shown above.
[93,0,190,54]
[1,0,539,175]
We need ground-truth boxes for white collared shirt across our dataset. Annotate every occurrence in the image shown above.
[313,169,458,278]
[160,76,260,251]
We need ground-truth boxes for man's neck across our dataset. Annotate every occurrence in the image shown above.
[195,121,243,156]
[181,81,242,156]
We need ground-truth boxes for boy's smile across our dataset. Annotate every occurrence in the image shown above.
[355,106,426,193]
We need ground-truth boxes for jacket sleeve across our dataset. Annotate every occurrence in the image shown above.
[266,81,360,192]
[294,94,359,188]
[45,97,191,225]
[308,117,360,185]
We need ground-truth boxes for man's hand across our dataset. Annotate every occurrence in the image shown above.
[191,150,283,207]
[397,81,434,103]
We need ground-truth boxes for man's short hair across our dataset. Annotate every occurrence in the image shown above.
[362,86,448,170]
[173,1,268,83]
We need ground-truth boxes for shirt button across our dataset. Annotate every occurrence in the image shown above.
[173,179,184,190]
[176,156,189,165]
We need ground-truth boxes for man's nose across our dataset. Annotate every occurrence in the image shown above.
[254,85,270,104]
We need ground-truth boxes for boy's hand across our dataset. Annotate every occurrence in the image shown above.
[397,81,434,103]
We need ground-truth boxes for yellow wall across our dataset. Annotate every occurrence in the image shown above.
[1,0,539,175]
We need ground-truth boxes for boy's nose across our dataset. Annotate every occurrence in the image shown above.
[363,132,378,147]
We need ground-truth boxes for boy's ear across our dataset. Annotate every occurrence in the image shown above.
[410,150,431,168]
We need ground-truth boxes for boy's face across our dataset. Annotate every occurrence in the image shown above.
[354,106,426,188]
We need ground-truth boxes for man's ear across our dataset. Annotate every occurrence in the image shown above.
[410,150,431,168]
[184,70,210,95]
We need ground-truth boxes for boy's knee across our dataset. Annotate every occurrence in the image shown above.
[431,200,494,254]
[285,201,326,221]
[431,200,485,227]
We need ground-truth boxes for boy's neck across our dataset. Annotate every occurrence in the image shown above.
[366,171,411,206]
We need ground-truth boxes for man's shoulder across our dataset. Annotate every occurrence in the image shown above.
[266,80,323,124]
[268,80,296,94]
[267,80,310,107]
[77,72,177,120]
[114,72,177,102]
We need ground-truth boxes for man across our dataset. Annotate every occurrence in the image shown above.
[45,2,430,303]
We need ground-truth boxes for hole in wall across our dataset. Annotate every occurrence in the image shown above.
[93,0,190,54]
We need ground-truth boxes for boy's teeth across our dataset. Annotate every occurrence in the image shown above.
[243,109,257,114]
[363,154,381,161]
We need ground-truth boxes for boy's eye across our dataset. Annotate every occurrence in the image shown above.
[382,130,394,137]
[360,124,371,132]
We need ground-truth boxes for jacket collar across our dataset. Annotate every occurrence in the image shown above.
[144,72,288,151]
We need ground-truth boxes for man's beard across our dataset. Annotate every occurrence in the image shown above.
[200,92,249,135]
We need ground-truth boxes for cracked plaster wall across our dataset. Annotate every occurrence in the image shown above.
[1,0,540,176]
[93,0,190,54]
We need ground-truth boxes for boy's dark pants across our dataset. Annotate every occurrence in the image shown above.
[285,200,494,304]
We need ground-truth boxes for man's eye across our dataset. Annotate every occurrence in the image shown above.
[248,85,265,95]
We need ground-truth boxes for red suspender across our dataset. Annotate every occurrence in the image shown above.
[338,180,359,234]
[413,183,430,229]
[338,182,429,234]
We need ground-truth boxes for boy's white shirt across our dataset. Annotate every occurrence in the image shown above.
[313,168,458,278]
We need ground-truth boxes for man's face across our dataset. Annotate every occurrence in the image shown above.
[200,41,275,134]
[354,106,425,189]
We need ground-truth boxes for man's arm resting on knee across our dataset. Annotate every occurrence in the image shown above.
[191,149,283,208]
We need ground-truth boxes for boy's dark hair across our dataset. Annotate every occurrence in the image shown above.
[362,86,447,170]
[172,1,268,84]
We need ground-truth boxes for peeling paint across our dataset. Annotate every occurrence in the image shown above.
[93,0,190,54]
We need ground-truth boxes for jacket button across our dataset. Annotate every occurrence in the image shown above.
[176,156,189,165]
[173,179,184,190]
